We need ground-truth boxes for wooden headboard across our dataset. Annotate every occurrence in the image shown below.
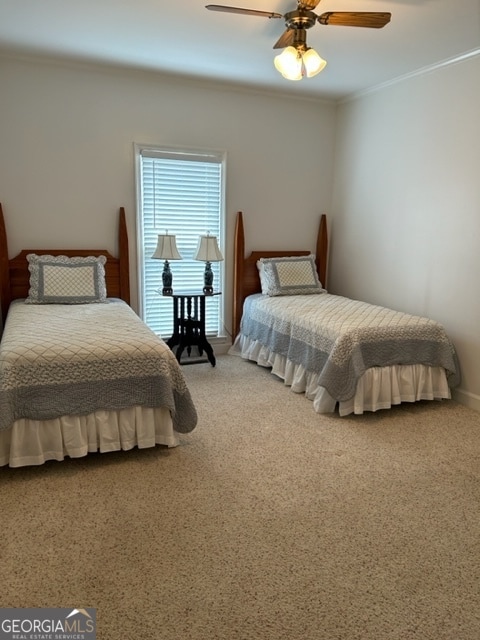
[0,203,130,325]
[232,211,328,338]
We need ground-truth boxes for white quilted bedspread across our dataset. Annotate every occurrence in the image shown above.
[240,293,459,401]
[0,299,197,433]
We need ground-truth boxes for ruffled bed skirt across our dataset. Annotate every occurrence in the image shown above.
[0,405,178,468]
[229,334,451,416]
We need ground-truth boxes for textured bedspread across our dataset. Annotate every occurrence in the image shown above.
[240,293,460,402]
[0,300,197,433]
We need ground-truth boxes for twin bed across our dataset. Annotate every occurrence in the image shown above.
[0,204,197,468]
[230,211,459,416]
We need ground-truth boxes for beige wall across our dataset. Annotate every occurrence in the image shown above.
[331,53,480,410]
[0,55,337,340]
[1,51,479,411]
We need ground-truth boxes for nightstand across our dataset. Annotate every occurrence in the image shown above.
[160,290,221,366]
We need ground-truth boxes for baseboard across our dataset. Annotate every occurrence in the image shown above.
[212,341,232,355]
[452,387,480,413]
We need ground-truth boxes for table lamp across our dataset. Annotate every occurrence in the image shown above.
[194,234,223,294]
[152,232,182,295]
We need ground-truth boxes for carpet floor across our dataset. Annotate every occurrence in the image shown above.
[1,354,480,639]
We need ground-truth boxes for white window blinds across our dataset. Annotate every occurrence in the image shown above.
[138,148,224,338]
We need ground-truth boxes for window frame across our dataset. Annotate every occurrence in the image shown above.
[134,143,227,339]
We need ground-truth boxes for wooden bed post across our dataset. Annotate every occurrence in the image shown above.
[233,211,245,339]
[118,207,130,305]
[316,213,328,289]
[0,203,11,326]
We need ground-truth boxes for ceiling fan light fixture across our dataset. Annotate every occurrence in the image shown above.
[274,46,302,81]
[274,44,326,81]
[302,47,327,77]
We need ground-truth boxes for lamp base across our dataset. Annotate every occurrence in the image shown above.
[203,260,214,295]
[162,260,173,296]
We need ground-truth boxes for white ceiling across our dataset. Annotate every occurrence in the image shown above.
[1,0,479,101]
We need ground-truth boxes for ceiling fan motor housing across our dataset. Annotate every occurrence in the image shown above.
[284,10,317,30]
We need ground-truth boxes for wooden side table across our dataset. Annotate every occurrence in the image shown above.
[161,290,221,366]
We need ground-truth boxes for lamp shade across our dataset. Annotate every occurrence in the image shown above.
[152,233,182,260]
[274,46,302,81]
[194,235,224,263]
[302,48,327,78]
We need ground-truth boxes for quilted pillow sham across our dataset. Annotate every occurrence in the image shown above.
[26,254,108,304]
[258,255,324,296]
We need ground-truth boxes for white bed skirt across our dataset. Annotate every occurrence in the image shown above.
[0,405,178,468]
[229,334,451,416]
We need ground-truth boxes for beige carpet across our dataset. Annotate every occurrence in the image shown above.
[1,354,480,640]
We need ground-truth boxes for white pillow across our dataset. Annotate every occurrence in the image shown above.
[258,255,324,296]
[256,260,269,294]
[26,254,108,304]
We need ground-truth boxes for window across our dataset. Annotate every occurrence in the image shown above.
[136,145,225,339]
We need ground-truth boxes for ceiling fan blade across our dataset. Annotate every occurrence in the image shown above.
[318,12,391,28]
[273,28,296,50]
[298,0,322,10]
[205,5,283,19]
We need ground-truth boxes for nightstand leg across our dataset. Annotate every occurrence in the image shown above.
[200,338,216,366]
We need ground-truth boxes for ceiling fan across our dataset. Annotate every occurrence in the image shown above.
[206,1,391,80]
